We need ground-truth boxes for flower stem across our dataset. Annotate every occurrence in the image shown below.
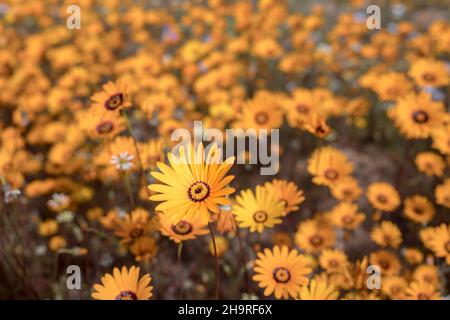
[123,171,135,210]
[236,227,250,293]
[177,242,183,299]
[121,109,152,200]
[208,222,220,299]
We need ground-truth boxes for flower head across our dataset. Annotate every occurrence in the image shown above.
[253,246,311,299]
[149,143,235,224]
[111,152,134,171]
[233,185,284,233]
[92,266,152,300]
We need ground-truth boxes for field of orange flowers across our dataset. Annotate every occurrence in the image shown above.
[0,0,449,300]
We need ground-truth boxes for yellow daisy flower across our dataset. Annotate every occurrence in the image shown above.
[159,212,209,243]
[253,246,311,299]
[330,177,363,202]
[233,99,283,131]
[406,281,441,300]
[404,195,435,224]
[215,209,237,235]
[431,124,450,155]
[366,182,401,212]
[371,221,402,249]
[271,232,293,248]
[49,235,67,252]
[319,249,349,273]
[435,178,450,208]
[373,72,413,101]
[307,146,354,187]
[413,265,441,289]
[402,248,424,265]
[130,236,158,262]
[112,208,158,245]
[138,138,165,170]
[92,266,153,300]
[300,112,331,138]
[233,185,284,233]
[415,152,445,177]
[409,58,449,87]
[284,89,317,128]
[388,92,446,139]
[295,217,336,254]
[149,143,235,224]
[38,219,58,237]
[382,276,407,300]
[425,224,450,264]
[91,79,132,112]
[370,250,401,276]
[79,107,126,140]
[298,278,339,300]
[264,179,305,215]
[208,235,229,257]
[329,202,365,230]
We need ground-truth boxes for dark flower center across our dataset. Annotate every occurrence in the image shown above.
[377,194,387,203]
[324,169,338,181]
[391,286,401,295]
[310,235,324,247]
[96,121,114,134]
[412,110,429,124]
[273,267,291,284]
[279,199,288,208]
[422,73,436,82]
[387,88,398,96]
[253,211,268,223]
[187,181,210,202]
[172,220,193,235]
[254,111,269,125]
[379,260,390,270]
[130,228,143,239]
[343,189,352,197]
[296,104,308,113]
[418,293,430,300]
[115,290,138,300]
[342,216,354,226]
[316,126,326,135]
[105,93,124,110]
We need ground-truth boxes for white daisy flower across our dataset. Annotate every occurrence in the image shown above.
[48,193,70,211]
[110,152,134,171]
[4,189,21,203]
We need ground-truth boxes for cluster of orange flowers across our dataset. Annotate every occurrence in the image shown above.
[0,0,449,300]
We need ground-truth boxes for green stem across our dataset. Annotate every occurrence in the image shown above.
[121,109,151,200]
[209,222,220,299]
[236,227,250,293]
[123,171,135,210]
[177,242,183,299]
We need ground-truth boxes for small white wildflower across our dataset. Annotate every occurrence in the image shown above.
[48,193,70,211]
[116,208,127,219]
[4,189,21,203]
[241,293,259,300]
[35,245,47,256]
[56,210,75,223]
[110,152,134,171]
[99,253,113,267]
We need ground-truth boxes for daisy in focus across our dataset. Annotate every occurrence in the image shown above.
[148,143,235,224]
